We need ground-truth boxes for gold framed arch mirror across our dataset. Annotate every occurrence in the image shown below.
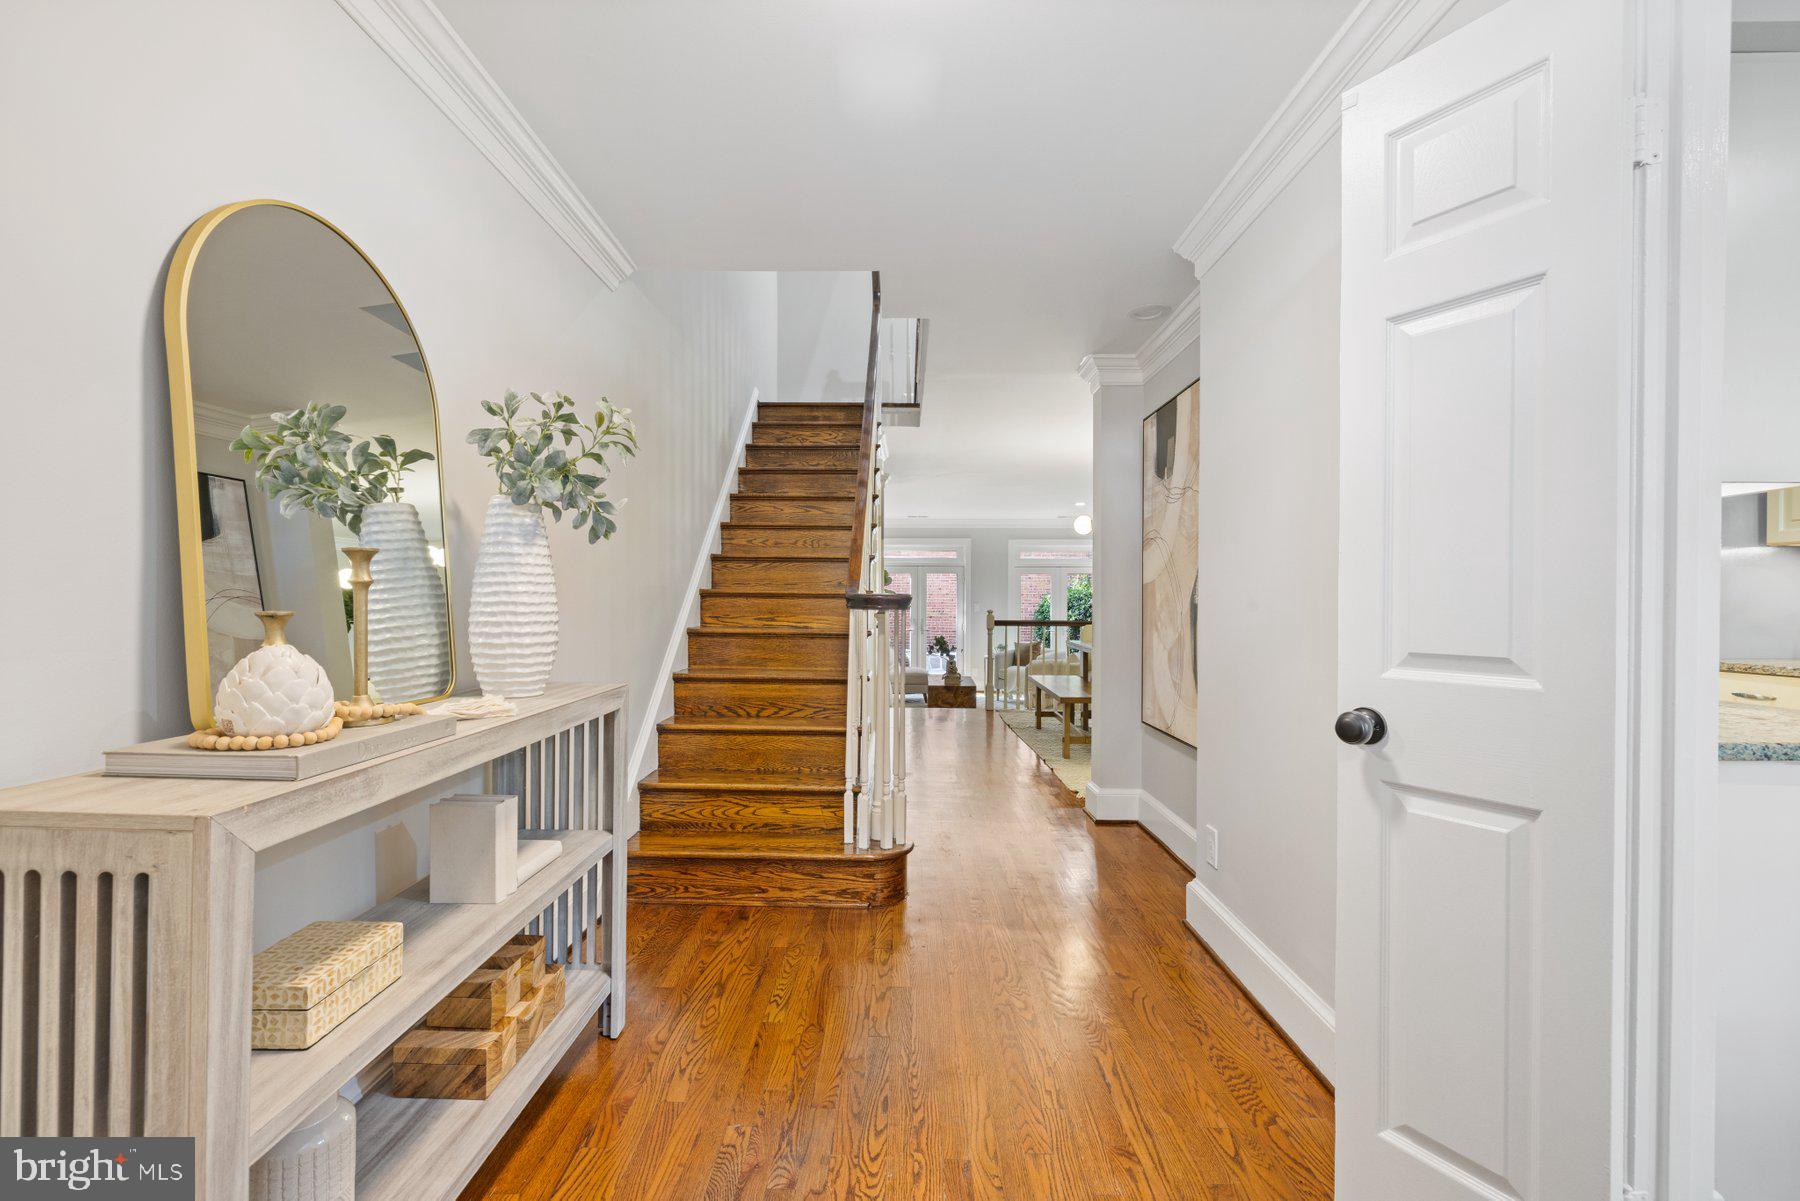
[164,200,455,729]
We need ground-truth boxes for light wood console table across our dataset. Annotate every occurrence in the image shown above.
[0,682,627,1201]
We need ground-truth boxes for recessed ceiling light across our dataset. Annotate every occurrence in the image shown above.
[1074,501,1086,508]
[1130,304,1171,322]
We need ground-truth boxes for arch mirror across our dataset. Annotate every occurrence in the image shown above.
[165,200,454,729]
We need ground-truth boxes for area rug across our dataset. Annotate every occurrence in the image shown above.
[998,707,1092,797]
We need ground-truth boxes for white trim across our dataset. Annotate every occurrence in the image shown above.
[1082,781,1140,823]
[1076,353,1146,395]
[334,0,635,288]
[1134,285,1205,383]
[1138,789,1197,867]
[1171,0,1461,280]
[1185,877,1336,1080]
[624,388,762,836]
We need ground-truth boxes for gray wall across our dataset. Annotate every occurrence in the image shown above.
[0,0,776,944]
[1722,492,1800,660]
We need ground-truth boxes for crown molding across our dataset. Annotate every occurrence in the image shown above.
[193,403,274,444]
[1134,284,1204,383]
[335,0,636,289]
[1076,354,1146,395]
[1172,0,1460,280]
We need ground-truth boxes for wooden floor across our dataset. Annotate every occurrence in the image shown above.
[461,709,1334,1200]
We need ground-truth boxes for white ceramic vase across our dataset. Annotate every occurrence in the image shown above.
[468,494,559,698]
[215,612,336,737]
[360,500,450,702]
[249,1096,354,1201]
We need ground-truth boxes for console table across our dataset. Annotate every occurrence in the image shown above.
[0,683,627,1201]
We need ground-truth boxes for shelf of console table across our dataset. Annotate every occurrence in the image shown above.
[355,963,610,1200]
[0,682,628,1201]
[247,828,613,1159]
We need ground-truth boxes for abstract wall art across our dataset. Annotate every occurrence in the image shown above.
[1142,380,1199,746]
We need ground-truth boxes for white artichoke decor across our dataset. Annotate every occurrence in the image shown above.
[214,612,336,737]
[360,501,450,702]
[468,494,559,698]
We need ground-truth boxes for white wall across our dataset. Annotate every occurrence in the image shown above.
[776,271,872,403]
[1716,766,1800,1200]
[0,0,775,938]
[1723,53,1800,481]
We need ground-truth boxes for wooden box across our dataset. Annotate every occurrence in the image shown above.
[507,963,567,1056]
[485,933,546,990]
[422,960,523,1031]
[252,920,405,1050]
[390,1021,518,1100]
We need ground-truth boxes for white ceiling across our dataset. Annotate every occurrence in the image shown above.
[434,0,1359,516]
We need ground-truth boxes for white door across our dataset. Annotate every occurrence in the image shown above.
[1337,0,1635,1197]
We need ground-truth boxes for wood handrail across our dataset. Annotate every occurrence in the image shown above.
[845,271,881,593]
[990,618,1090,627]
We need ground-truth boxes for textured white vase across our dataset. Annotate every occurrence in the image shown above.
[215,613,336,737]
[359,501,451,703]
[249,1096,354,1201]
[468,495,559,698]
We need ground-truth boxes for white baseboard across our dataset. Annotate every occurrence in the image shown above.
[623,387,762,839]
[1185,878,1335,1080]
[1138,789,1197,868]
[1083,784,1198,869]
[1083,781,1140,822]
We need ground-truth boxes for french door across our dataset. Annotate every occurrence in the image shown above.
[886,565,964,669]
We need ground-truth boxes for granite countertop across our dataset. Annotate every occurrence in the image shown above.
[1722,659,1800,678]
[1720,700,1800,760]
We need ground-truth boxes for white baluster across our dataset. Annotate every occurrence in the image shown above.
[892,628,907,845]
[871,599,890,850]
[843,606,862,845]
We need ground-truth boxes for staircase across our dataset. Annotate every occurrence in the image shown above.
[629,400,910,907]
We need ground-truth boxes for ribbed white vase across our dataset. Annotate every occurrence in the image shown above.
[468,494,559,698]
[360,501,450,702]
[249,1096,354,1201]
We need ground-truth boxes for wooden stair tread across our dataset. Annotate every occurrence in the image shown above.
[687,625,841,637]
[722,520,855,530]
[696,590,843,600]
[736,466,857,474]
[725,492,855,501]
[711,553,853,563]
[657,717,840,735]
[673,665,844,681]
[639,769,844,794]
[630,831,908,862]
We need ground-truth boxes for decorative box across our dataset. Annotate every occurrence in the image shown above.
[485,932,546,990]
[429,794,518,904]
[390,1020,518,1100]
[507,962,566,1056]
[252,920,405,1050]
[423,960,523,1031]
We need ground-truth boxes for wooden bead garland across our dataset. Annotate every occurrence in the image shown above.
[183,701,423,752]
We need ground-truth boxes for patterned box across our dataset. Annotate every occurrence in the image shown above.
[252,946,403,1049]
[251,920,405,1050]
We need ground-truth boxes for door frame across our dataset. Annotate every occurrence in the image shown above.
[1631,1,1727,1196]
[884,538,972,668]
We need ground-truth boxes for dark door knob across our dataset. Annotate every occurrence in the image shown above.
[1335,707,1386,746]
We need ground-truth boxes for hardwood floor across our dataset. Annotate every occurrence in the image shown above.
[462,709,1334,1199]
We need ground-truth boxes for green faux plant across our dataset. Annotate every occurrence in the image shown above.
[928,634,955,657]
[466,390,638,543]
[231,401,434,536]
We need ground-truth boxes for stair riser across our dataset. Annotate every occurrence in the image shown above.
[757,404,864,426]
[719,526,852,556]
[730,497,855,525]
[656,729,844,776]
[753,424,861,446]
[638,794,841,836]
[711,558,846,591]
[629,855,905,907]
[699,594,847,632]
[734,471,858,497]
[687,632,847,672]
[674,677,846,720]
[743,445,860,470]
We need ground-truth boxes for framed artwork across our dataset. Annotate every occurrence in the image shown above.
[198,471,266,690]
[1142,380,1199,746]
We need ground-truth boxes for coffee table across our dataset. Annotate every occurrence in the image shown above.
[927,678,976,708]
[1031,673,1092,757]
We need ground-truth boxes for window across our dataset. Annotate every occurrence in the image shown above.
[1008,541,1093,623]
[884,540,971,670]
